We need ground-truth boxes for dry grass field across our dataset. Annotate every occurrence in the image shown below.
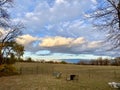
[0,62,120,90]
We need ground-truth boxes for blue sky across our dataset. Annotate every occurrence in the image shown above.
[10,0,120,61]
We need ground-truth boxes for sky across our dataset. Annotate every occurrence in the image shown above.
[8,0,120,61]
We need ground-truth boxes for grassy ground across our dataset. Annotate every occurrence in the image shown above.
[0,62,120,90]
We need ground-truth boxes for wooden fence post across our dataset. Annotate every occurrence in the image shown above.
[20,67,22,74]
[89,69,91,79]
[36,66,38,74]
[114,70,117,79]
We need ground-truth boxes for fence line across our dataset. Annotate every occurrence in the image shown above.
[17,66,120,80]
[18,66,54,75]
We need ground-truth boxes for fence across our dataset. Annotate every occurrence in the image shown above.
[15,65,120,90]
[17,66,120,80]
[18,65,54,75]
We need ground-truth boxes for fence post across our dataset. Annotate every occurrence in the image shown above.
[36,65,38,74]
[20,67,22,74]
[89,69,91,79]
[114,69,117,79]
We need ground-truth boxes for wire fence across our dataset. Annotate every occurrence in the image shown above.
[18,66,54,75]
[15,65,120,90]
[17,66,120,79]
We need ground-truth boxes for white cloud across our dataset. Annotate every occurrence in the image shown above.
[39,36,73,47]
[0,28,6,41]
[16,35,102,54]
[16,34,39,46]
[91,0,97,4]
[15,35,119,57]
[88,41,102,48]
[0,28,13,41]
[55,0,66,4]
[0,28,5,35]
[38,36,103,55]
[39,36,101,49]
[73,37,86,45]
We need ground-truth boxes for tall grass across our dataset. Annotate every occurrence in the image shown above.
[0,62,120,90]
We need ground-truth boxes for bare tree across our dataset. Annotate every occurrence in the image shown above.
[0,24,24,64]
[90,0,120,49]
[0,0,13,28]
[0,0,24,64]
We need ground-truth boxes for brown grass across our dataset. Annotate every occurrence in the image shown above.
[0,62,120,90]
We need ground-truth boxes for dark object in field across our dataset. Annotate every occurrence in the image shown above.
[66,74,79,81]
[53,72,62,78]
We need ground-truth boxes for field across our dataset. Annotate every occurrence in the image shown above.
[0,62,120,90]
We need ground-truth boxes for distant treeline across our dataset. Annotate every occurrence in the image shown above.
[15,57,120,66]
[16,57,68,64]
[77,57,120,66]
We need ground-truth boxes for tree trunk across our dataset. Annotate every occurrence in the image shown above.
[118,0,120,30]
[0,50,3,65]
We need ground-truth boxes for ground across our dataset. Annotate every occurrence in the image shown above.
[0,62,120,90]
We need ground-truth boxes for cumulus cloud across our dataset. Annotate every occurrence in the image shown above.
[16,34,39,46]
[16,35,103,55]
[38,36,103,55]
[40,36,73,47]
[39,36,86,47]
[87,41,102,48]
[15,34,119,57]
[72,37,86,45]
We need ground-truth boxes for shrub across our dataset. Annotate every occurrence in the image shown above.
[26,57,33,62]
[5,58,17,64]
[60,61,67,64]
[0,64,18,77]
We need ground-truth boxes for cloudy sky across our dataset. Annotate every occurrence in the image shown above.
[10,0,120,60]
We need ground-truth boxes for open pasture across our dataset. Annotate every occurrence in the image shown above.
[0,62,120,90]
